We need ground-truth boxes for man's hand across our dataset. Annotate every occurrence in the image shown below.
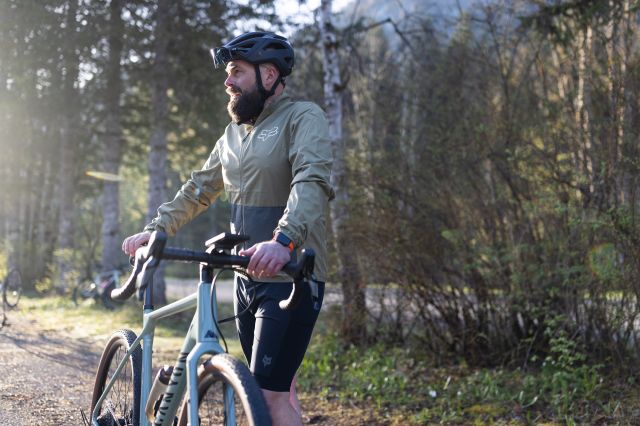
[239,241,291,279]
[122,231,152,257]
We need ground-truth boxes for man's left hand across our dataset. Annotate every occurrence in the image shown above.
[239,241,291,279]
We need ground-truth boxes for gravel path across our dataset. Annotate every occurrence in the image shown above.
[0,313,99,425]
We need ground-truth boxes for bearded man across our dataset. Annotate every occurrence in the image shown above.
[122,31,333,426]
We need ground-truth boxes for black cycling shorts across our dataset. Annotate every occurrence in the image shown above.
[234,275,324,392]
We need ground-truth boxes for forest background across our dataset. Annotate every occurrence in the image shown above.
[3,0,640,423]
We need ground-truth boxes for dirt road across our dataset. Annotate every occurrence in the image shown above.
[0,314,99,425]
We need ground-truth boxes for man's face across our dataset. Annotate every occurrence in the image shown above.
[225,60,265,125]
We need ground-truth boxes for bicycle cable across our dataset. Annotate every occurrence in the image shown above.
[210,267,257,353]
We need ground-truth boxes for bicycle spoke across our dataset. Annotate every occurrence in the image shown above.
[198,381,251,426]
[94,333,139,426]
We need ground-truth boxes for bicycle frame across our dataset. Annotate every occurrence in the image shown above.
[90,231,315,426]
[91,272,230,426]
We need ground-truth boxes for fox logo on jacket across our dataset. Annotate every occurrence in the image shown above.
[258,127,278,141]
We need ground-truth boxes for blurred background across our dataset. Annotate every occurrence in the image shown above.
[3,0,640,384]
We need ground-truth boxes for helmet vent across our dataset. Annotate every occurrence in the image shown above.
[266,42,286,50]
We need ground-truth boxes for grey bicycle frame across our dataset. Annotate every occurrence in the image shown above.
[91,277,234,426]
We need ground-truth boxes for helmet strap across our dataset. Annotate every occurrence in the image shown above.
[254,64,282,101]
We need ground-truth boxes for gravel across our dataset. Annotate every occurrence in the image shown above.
[0,314,99,425]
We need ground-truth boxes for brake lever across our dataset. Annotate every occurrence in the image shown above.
[129,241,149,266]
[279,249,316,310]
[112,249,146,301]
[112,233,165,301]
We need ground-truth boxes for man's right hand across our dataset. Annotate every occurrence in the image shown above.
[122,231,152,257]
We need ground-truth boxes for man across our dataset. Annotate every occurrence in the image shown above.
[122,31,333,425]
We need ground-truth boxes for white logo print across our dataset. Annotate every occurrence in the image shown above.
[257,127,278,141]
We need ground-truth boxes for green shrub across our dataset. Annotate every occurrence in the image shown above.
[299,333,428,409]
[299,329,606,423]
[536,315,603,418]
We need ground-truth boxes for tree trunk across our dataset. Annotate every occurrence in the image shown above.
[574,25,594,202]
[56,0,81,290]
[609,0,632,206]
[101,0,125,272]
[35,150,57,279]
[0,61,19,271]
[320,0,367,345]
[620,0,634,205]
[147,0,171,305]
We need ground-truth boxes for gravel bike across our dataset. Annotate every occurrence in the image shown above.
[72,268,125,310]
[0,267,22,329]
[86,231,316,426]
[2,267,23,309]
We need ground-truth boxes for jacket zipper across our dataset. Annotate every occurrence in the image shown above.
[239,130,251,246]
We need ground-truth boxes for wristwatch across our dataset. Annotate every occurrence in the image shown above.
[273,232,295,253]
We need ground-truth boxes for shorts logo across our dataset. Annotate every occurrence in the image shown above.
[262,355,272,367]
[257,127,278,141]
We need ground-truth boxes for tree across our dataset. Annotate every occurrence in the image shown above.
[320,0,367,345]
[55,0,82,289]
[101,0,125,272]
[146,0,171,305]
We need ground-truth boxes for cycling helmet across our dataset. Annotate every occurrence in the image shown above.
[211,31,295,77]
[211,32,294,102]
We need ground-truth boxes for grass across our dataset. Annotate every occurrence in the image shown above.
[15,292,245,363]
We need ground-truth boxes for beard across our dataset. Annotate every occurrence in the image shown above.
[227,83,266,125]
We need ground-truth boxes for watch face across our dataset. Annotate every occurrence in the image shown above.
[276,232,292,246]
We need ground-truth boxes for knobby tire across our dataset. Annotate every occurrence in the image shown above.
[91,329,142,426]
[177,353,272,426]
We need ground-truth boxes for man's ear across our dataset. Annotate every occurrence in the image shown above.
[261,63,280,89]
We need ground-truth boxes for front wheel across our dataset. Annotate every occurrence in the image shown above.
[91,329,142,426]
[3,268,22,308]
[177,353,272,426]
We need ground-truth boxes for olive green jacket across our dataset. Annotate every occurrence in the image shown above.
[144,93,334,281]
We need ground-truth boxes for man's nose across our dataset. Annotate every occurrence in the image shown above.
[225,75,233,87]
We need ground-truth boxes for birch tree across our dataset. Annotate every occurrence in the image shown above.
[320,0,367,345]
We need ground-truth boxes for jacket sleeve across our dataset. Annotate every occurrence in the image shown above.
[144,141,225,236]
[277,105,335,247]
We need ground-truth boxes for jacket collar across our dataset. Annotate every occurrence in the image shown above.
[244,91,291,131]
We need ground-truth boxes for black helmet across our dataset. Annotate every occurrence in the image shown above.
[211,31,295,77]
